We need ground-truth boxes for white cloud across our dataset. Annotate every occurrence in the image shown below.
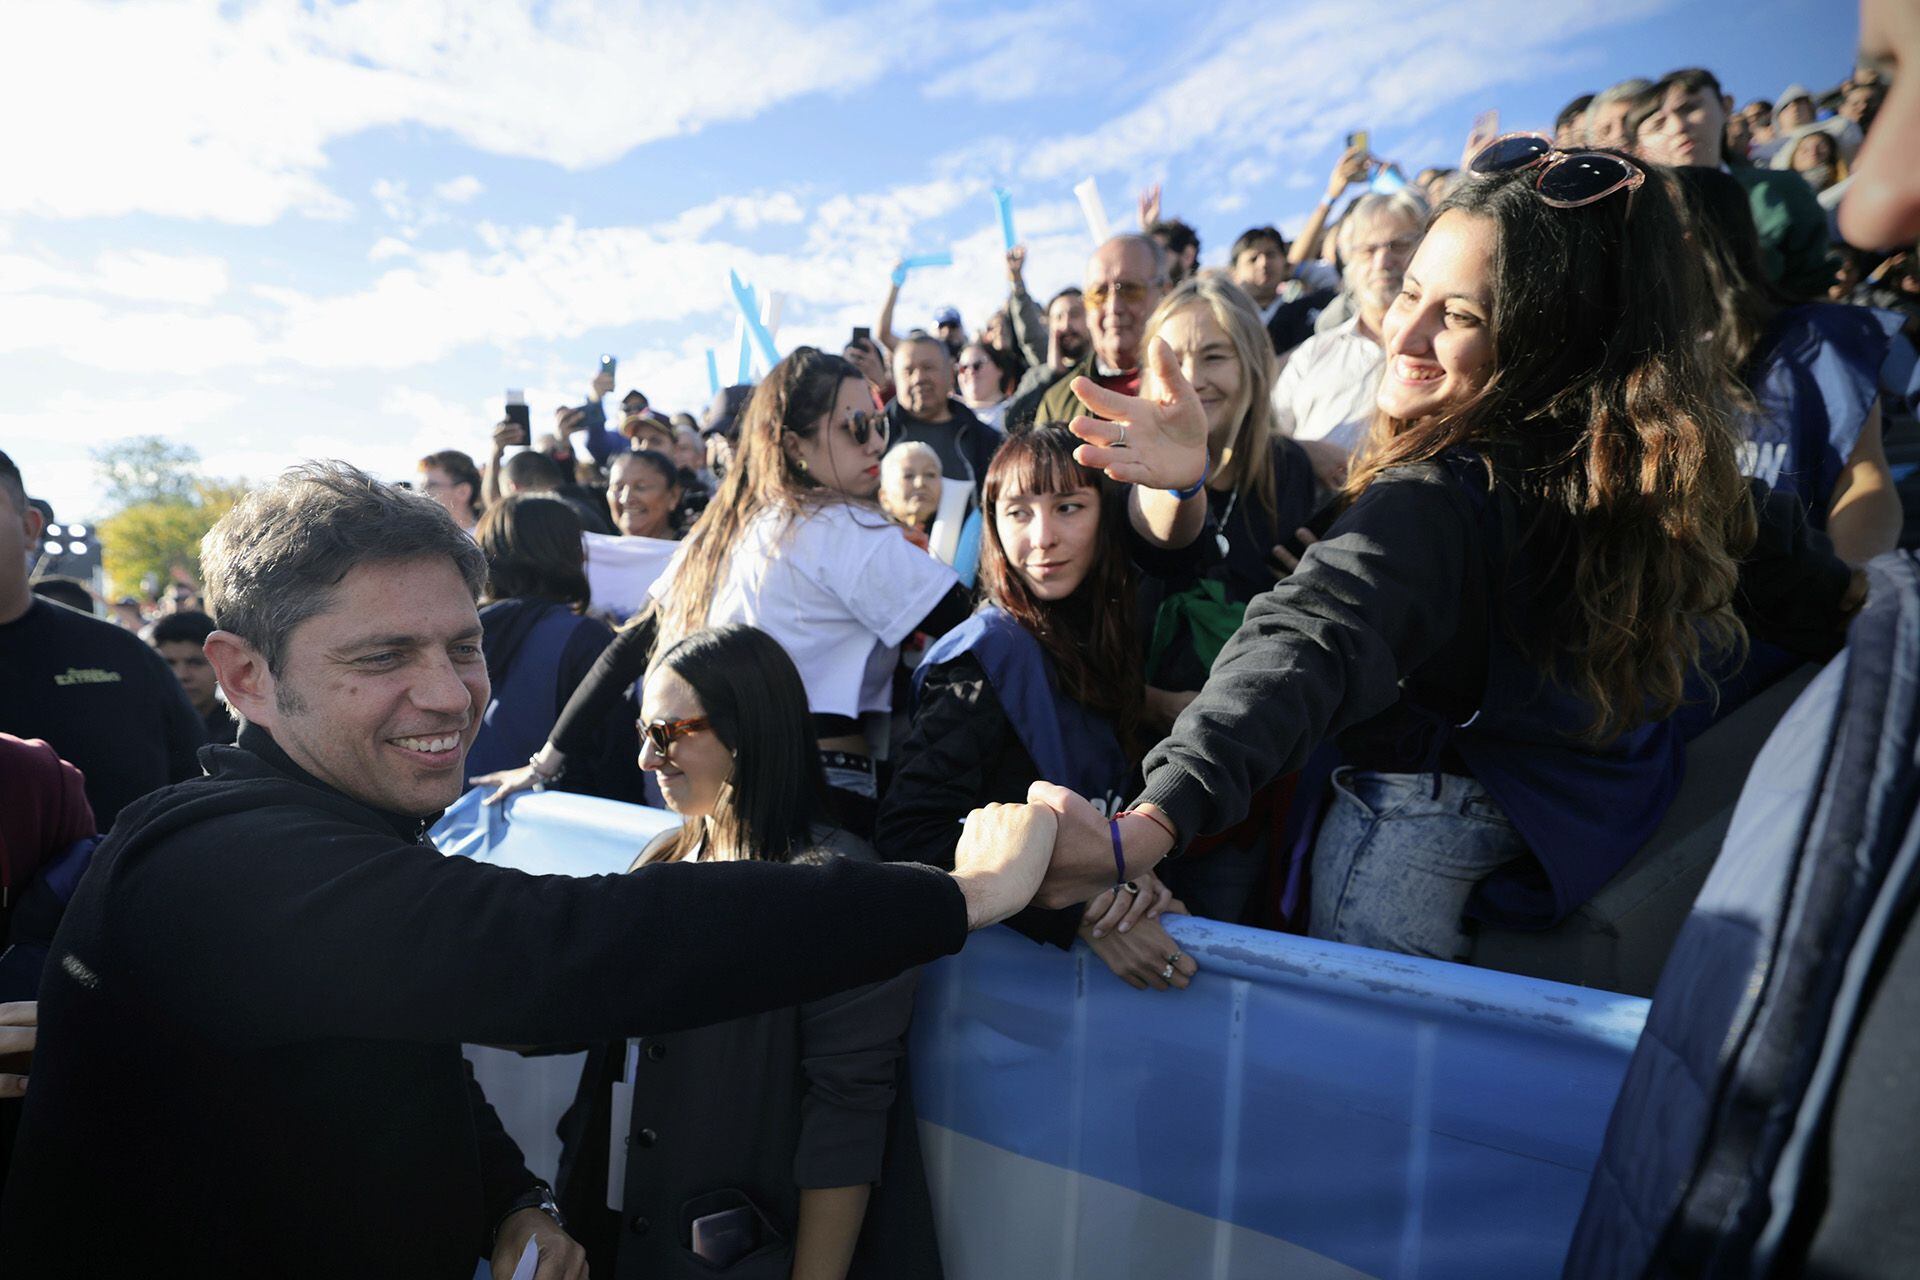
[0,249,230,306]
[434,175,485,204]
[368,236,415,263]
[0,0,950,225]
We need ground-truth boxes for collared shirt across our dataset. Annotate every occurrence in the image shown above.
[1270,314,1384,452]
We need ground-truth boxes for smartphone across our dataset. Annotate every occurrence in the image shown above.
[599,353,617,379]
[852,326,871,345]
[1346,130,1370,154]
[504,389,531,437]
[690,1207,757,1267]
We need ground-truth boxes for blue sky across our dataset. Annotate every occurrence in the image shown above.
[1,0,1859,521]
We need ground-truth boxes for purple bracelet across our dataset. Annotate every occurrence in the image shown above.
[1108,817,1127,886]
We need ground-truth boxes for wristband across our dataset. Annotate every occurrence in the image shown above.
[1166,456,1210,502]
[1108,818,1127,886]
[1122,807,1179,846]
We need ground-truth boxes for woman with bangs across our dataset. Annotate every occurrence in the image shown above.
[877,426,1202,991]
[1038,139,1859,959]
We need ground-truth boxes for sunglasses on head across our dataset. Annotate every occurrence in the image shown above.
[639,715,710,755]
[1467,132,1646,209]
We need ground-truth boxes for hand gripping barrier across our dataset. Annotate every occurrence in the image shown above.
[433,788,1647,1279]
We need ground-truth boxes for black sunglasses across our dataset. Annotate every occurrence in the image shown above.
[845,409,888,447]
[1467,132,1646,209]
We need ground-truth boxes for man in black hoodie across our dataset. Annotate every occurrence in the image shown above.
[0,461,1055,1278]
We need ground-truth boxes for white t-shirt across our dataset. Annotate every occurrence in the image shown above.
[649,501,959,717]
[1270,314,1385,453]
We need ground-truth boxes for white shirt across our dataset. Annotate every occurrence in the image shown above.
[1270,314,1384,453]
[649,501,958,717]
[582,531,679,621]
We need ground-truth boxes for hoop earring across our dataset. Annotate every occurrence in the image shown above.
[795,458,809,474]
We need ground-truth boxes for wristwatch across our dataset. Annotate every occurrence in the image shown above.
[499,1181,565,1233]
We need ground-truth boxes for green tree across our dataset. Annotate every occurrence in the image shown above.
[96,479,247,599]
[91,435,203,510]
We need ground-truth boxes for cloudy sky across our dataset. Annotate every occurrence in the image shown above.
[3,0,1856,520]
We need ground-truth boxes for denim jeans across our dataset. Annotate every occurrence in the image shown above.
[1309,767,1529,961]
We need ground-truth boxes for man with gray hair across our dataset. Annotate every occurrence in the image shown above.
[1010,233,1168,432]
[1,461,1058,1276]
[1270,190,1428,486]
[1587,77,1656,149]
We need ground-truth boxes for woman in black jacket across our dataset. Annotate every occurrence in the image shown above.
[878,427,1200,990]
[554,624,939,1279]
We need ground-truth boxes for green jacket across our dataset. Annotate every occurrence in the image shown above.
[1729,162,1834,300]
[1034,354,1097,427]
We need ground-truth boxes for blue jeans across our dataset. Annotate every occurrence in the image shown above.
[1309,768,1528,961]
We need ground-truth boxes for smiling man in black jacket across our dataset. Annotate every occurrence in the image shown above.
[0,462,1054,1279]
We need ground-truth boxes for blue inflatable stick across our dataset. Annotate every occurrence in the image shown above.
[729,270,781,371]
[993,188,1018,251]
[1370,164,1409,195]
[891,251,954,287]
[736,318,753,384]
[705,348,720,397]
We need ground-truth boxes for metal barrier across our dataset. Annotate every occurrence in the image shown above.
[434,789,1648,1280]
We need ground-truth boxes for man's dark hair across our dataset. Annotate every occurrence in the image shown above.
[1047,285,1084,307]
[151,609,219,647]
[1230,226,1287,262]
[1149,218,1200,258]
[30,576,93,614]
[501,449,564,493]
[1652,67,1729,159]
[201,462,485,676]
[475,494,590,612]
[419,449,483,519]
[0,448,25,514]
[1556,93,1596,133]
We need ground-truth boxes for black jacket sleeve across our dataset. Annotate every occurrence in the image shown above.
[552,620,645,803]
[550,612,656,759]
[1736,480,1857,659]
[1134,464,1477,844]
[912,585,976,642]
[793,968,918,1189]
[127,809,969,1052]
[877,654,1081,948]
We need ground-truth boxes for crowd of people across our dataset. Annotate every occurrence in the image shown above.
[2,29,1918,1279]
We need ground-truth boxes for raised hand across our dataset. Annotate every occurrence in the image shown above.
[1066,338,1209,489]
[591,370,614,399]
[1006,245,1027,285]
[1138,183,1163,228]
[951,802,1057,930]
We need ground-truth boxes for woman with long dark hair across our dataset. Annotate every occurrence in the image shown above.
[553,625,939,1278]
[878,427,1200,989]
[466,494,640,798]
[1675,165,1904,567]
[1029,139,1858,958]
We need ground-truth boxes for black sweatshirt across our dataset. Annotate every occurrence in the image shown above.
[0,725,966,1278]
[0,599,206,827]
[1135,464,1856,846]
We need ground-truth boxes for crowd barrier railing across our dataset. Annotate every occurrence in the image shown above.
[433,789,1649,1280]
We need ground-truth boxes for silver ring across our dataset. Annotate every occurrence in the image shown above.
[1115,424,1129,448]
[1160,963,1175,980]
[1122,881,1141,895]
[1166,951,1183,966]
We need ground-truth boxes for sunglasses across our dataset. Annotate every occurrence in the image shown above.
[639,715,710,756]
[1084,280,1154,310]
[844,409,888,448]
[1467,132,1646,209]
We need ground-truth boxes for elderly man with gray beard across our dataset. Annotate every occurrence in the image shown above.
[1269,189,1428,487]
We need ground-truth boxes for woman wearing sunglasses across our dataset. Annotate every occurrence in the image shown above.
[552,624,941,1279]
[1040,137,1859,959]
[476,348,974,836]
[878,426,1200,991]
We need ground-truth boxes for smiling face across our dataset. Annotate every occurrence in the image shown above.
[637,665,733,821]
[1156,302,1247,449]
[955,343,1004,408]
[786,375,887,499]
[1377,209,1498,422]
[218,555,488,817]
[1047,292,1090,362]
[607,453,680,539]
[1085,238,1163,371]
[994,482,1102,601]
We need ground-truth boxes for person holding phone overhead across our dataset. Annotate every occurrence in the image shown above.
[554,625,941,1279]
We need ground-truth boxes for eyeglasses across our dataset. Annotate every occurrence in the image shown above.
[1467,132,1646,209]
[844,409,889,448]
[1083,280,1155,310]
[639,715,710,755]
